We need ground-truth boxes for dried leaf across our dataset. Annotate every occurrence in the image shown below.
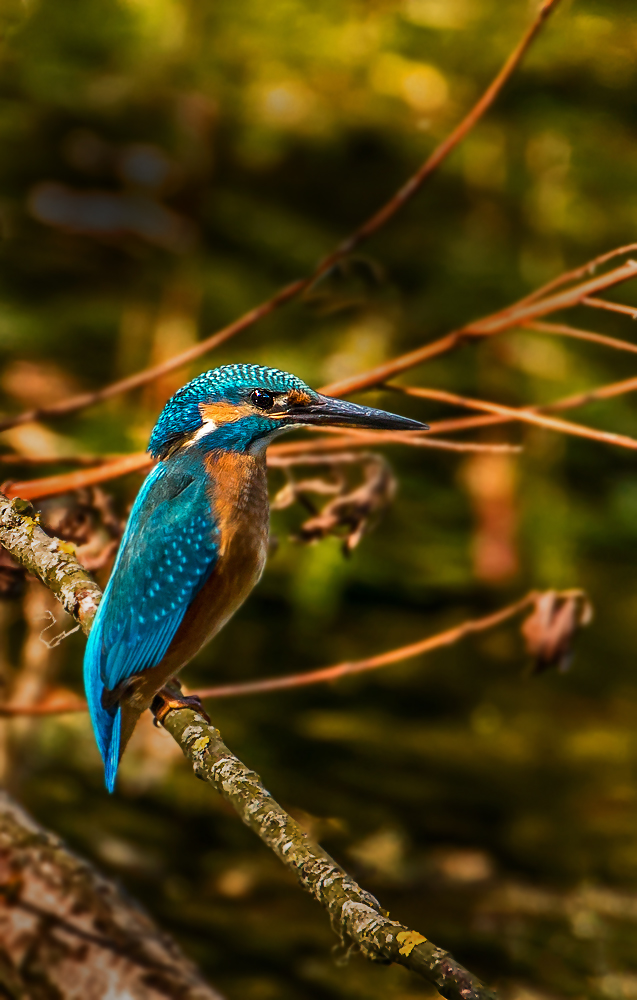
[41,487,125,574]
[294,455,396,554]
[522,589,593,674]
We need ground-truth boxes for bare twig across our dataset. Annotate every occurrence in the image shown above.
[523,320,637,356]
[0,0,561,435]
[0,596,533,716]
[322,259,637,398]
[0,453,123,467]
[2,435,521,502]
[0,587,583,714]
[387,384,637,451]
[511,242,637,309]
[413,370,637,437]
[581,296,637,319]
[2,453,154,502]
[195,594,536,699]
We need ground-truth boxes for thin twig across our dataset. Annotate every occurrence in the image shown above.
[322,259,637,399]
[0,593,537,716]
[0,453,123,467]
[2,452,154,502]
[0,0,561,436]
[581,296,637,319]
[523,320,637,355]
[2,435,521,502]
[495,244,637,312]
[195,594,536,699]
[413,370,637,437]
[387,384,637,451]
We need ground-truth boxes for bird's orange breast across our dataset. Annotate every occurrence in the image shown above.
[124,449,269,709]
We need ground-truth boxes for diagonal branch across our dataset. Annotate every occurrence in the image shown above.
[2,435,521,503]
[322,258,637,398]
[0,0,561,435]
[195,594,536,699]
[386,384,637,451]
[0,489,496,1000]
[0,592,538,717]
[405,370,637,437]
[581,296,637,319]
[523,320,637,356]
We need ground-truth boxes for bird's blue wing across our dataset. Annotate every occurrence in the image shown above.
[84,458,219,789]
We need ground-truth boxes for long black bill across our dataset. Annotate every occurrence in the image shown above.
[291,394,429,432]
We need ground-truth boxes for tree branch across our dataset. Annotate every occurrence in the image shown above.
[0,495,101,633]
[161,706,496,1000]
[0,591,540,716]
[321,257,637,398]
[387,384,637,451]
[0,490,496,1000]
[2,435,521,503]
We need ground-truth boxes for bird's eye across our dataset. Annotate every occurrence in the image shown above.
[250,389,275,410]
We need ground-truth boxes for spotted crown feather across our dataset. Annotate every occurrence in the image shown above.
[148,364,315,459]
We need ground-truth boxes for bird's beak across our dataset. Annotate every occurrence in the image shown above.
[289,394,429,432]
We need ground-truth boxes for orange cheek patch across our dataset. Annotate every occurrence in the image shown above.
[199,401,255,425]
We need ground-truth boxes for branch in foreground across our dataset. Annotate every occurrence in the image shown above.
[160,703,495,1000]
[0,0,561,435]
[0,494,101,632]
[0,790,225,1000]
[0,492,496,1000]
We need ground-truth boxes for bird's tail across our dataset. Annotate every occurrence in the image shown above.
[84,615,121,794]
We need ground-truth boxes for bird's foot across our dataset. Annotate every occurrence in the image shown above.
[152,682,211,727]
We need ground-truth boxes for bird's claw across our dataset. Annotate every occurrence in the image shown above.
[152,686,211,727]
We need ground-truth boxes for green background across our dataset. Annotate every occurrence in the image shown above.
[2,0,637,996]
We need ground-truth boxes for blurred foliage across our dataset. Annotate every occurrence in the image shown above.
[2,0,637,997]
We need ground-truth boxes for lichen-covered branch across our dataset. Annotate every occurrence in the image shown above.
[161,706,496,1000]
[0,790,225,1000]
[0,494,101,634]
[0,491,497,1000]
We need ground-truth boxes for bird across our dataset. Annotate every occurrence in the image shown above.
[83,363,428,791]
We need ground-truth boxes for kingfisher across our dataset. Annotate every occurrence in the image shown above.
[84,364,427,791]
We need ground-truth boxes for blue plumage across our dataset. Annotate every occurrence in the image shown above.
[84,453,219,791]
[149,364,316,459]
[83,363,427,792]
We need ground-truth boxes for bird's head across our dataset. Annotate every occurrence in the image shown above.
[148,364,428,459]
